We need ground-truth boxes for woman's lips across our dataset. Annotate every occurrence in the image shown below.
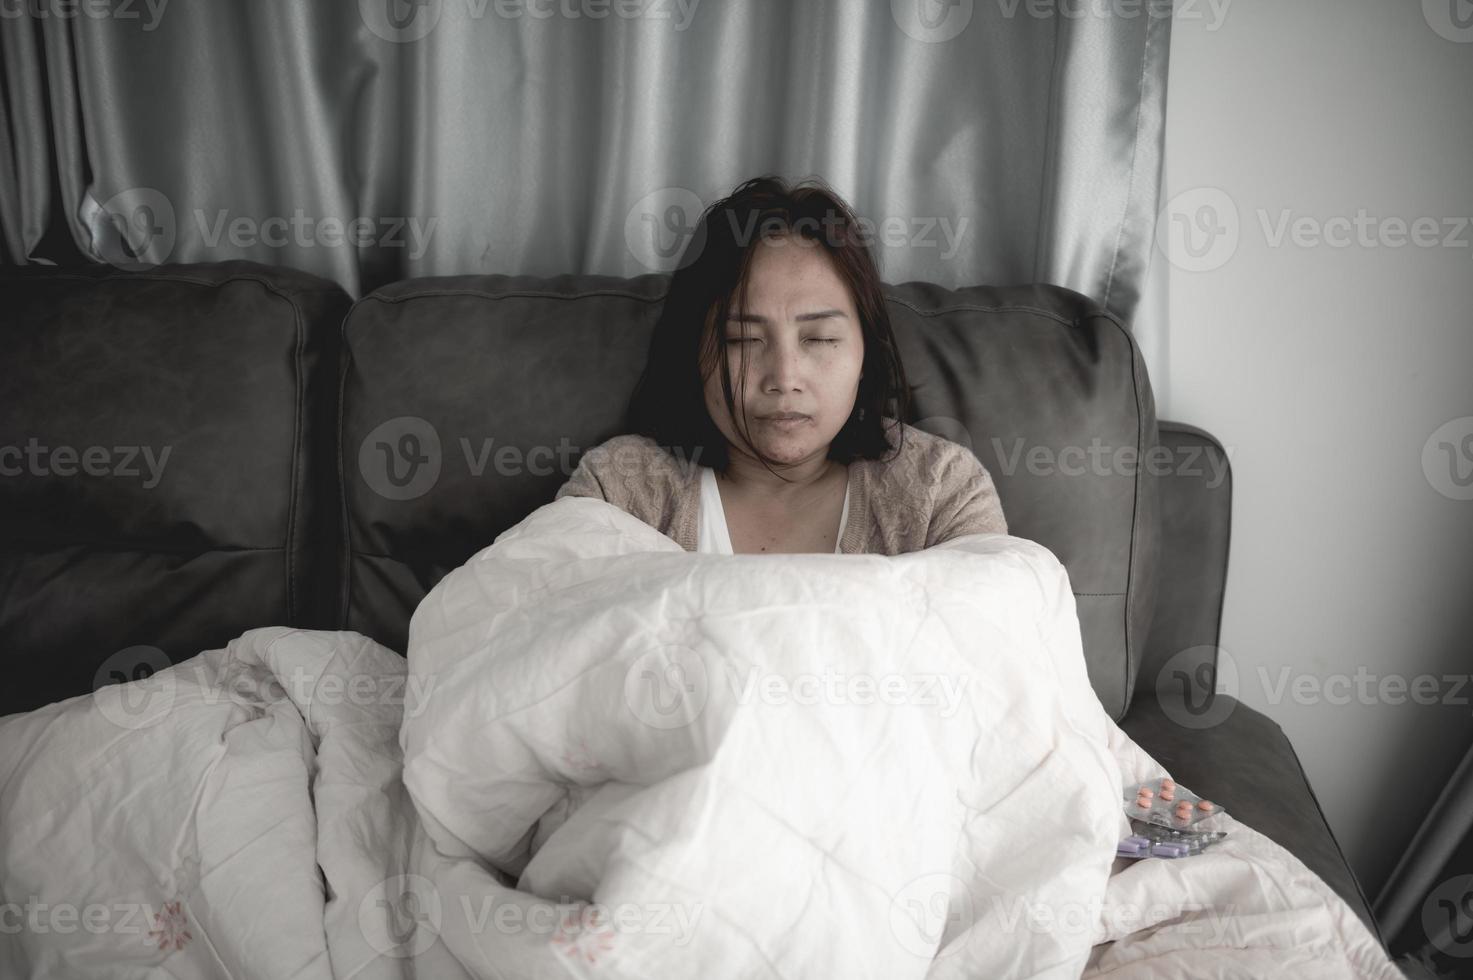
[757,415,811,429]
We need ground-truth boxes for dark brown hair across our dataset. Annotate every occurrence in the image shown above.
[625,174,911,478]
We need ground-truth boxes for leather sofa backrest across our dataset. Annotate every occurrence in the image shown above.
[340,274,1161,719]
[0,262,346,716]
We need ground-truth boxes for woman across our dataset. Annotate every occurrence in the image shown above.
[555,174,1007,555]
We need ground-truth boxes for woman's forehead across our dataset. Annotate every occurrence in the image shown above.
[737,246,853,306]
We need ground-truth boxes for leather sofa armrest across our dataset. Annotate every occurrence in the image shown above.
[1122,693,1386,949]
[1136,420,1232,699]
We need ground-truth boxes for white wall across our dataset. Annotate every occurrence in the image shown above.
[1154,0,1473,899]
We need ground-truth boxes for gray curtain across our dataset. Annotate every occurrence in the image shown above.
[1,0,1171,322]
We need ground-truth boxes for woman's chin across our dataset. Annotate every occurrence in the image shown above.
[751,433,825,463]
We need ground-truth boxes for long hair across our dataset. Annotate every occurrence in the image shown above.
[625,174,911,478]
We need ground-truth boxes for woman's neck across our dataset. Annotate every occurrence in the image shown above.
[717,447,842,500]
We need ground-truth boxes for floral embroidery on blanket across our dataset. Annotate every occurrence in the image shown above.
[148,850,201,954]
[147,901,192,952]
[551,904,618,964]
[558,737,606,776]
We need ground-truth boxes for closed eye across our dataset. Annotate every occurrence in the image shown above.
[723,337,841,345]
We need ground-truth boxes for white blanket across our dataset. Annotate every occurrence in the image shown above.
[0,496,1402,979]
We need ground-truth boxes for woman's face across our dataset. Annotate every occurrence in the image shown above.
[701,235,866,468]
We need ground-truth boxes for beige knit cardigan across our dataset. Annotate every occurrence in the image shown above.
[553,417,1008,555]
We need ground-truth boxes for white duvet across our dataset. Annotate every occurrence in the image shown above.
[0,496,1402,979]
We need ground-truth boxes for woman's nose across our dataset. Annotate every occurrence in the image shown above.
[759,336,804,391]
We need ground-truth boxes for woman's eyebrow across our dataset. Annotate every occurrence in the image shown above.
[726,309,848,324]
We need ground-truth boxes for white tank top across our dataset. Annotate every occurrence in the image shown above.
[697,466,850,554]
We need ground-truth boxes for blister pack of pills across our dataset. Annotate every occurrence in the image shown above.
[1122,777,1224,829]
[1116,819,1229,859]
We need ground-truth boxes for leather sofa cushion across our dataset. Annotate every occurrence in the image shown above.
[0,261,347,715]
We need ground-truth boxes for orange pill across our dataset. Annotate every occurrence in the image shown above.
[1161,778,1176,791]
[1136,798,1152,808]
[1159,790,1175,801]
[1197,800,1215,812]
[1138,788,1155,799]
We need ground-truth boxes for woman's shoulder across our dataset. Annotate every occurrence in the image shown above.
[869,416,991,479]
[555,432,700,506]
[586,433,703,476]
[863,416,1008,542]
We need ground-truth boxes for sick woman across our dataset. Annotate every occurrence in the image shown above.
[556,174,1006,555]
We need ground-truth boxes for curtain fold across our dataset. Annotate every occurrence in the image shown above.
[2,0,1171,324]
